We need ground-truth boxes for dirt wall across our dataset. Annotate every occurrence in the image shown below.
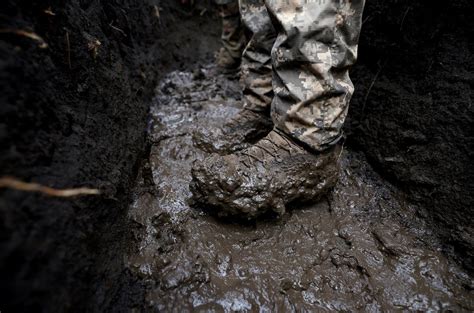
[0,0,220,311]
[0,0,164,311]
[0,0,472,311]
[348,0,474,272]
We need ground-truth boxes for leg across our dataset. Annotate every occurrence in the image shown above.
[239,0,277,112]
[190,0,365,219]
[265,0,365,151]
[215,0,246,68]
[193,0,276,154]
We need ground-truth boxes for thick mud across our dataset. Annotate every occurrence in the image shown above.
[127,67,473,311]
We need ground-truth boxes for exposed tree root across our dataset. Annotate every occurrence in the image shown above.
[0,177,100,197]
[0,29,48,48]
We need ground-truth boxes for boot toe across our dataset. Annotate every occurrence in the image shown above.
[190,155,243,209]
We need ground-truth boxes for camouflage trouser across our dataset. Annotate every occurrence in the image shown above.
[240,0,276,112]
[214,0,246,63]
[240,0,365,151]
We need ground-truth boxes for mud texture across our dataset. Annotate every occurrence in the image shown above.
[127,67,473,311]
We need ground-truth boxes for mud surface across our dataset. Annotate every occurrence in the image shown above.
[127,68,473,311]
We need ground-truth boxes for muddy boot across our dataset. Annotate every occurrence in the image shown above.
[214,1,246,73]
[190,130,341,219]
[215,47,240,71]
[193,108,273,154]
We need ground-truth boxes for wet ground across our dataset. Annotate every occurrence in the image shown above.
[125,66,473,312]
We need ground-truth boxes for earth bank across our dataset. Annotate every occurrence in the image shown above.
[0,1,217,311]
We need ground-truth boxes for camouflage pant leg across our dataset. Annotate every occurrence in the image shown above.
[215,0,246,61]
[239,0,277,112]
[265,0,365,151]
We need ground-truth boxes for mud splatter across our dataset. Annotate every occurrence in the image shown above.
[126,66,473,312]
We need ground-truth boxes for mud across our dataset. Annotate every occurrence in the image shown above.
[127,67,473,311]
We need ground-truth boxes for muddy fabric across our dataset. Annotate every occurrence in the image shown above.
[239,0,365,151]
[216,0,246,66]
[239,0,276,112]
[267,0,365,151]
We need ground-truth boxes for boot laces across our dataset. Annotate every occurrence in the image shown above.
[239,132,294,165]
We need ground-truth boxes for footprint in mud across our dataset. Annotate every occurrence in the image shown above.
[126,67,474,312]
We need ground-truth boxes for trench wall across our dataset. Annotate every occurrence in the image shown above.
[0,0,472,311]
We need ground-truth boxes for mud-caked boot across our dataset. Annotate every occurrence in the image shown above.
[190,130,341,219]
[193,108,273,154]
[215,47,241,71]
[214,1,246,73]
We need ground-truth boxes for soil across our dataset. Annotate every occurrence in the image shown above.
[348,0,474,272]
[0,1,218,311]
[1,0,473,312]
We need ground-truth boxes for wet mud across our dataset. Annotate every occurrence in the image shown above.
[127,67,473,311]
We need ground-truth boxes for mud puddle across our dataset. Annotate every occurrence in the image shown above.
[125,65,473,312]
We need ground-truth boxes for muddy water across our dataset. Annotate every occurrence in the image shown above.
[126,66,473,312]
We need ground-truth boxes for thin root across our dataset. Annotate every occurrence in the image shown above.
[0,177,100,197]
[153,5,162,25]
[44,7,56,16]
[109,23,126,36]
[337,142,345,162]
[399,7,412,31]
[0,29,48,48]
[65,31,71,69]
[361,61,385,116]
